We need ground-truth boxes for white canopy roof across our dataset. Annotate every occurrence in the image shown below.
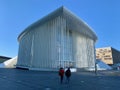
[18,6,97,42]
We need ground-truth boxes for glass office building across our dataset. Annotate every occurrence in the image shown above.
[16,6,97,71]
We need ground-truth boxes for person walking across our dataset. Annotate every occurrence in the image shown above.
[59,67,64,84]
[95,62,97,75]
[65,67,71,83]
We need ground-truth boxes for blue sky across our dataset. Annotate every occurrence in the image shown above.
[0,0,120,57]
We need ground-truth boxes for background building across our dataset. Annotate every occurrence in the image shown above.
[0,56,17,68]
[0,56,11,63]
[16,6,97,71]
[96,47,120,65]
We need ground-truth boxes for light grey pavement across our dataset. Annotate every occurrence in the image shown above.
[0,68,120,90]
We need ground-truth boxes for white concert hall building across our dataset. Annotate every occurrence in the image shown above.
[16,6,97,71]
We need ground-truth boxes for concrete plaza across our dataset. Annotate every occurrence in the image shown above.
[0,68,120,90]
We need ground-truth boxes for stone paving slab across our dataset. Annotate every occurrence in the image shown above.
[0,68,120,90]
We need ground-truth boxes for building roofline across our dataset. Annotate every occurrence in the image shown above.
[96,46,120,52]
[18,6,98,42]
[96,46,112,49]
[0,56,11,59]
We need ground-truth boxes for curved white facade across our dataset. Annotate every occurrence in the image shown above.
[17,7,97,71]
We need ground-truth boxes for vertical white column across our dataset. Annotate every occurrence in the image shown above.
[30,34,34,68]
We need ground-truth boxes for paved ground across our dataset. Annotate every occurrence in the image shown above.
[0,68,120,90]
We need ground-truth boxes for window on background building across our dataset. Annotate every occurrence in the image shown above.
[104,58,112,60]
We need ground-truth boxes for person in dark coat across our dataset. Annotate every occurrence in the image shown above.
[65,67,71,83]
[59,67,64,84]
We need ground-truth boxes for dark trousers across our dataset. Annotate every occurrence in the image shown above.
[60,76,64,84]
[66,76,70,83]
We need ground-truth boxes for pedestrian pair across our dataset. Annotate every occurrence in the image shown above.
[59,67,71,84]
